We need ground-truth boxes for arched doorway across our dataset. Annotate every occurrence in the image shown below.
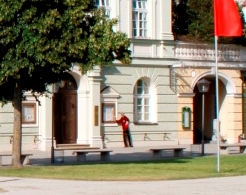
[193,77,226,144]
[53,73,78,144]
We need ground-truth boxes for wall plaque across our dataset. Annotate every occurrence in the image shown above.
[182,107,191,129]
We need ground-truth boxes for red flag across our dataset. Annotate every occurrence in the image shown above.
[214,0,242,36]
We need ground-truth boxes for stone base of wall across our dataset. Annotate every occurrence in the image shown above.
[177,138,193,145]
[104,140,179,148]
[0,143,41,152]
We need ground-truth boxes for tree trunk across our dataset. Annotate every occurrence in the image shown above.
[12,83,22,167]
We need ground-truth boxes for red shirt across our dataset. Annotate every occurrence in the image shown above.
[116,116,130,131]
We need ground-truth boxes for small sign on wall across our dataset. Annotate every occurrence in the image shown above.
[94,106,99,126]
[22,103,36,124]
[101,103,115,123]
[182,107,191,129]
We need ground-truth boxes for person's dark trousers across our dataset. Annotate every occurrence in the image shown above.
[123,130,133,147]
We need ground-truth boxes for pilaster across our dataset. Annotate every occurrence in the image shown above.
[87,66,103,148]
[160,0,174,40]
[39,90,53,151]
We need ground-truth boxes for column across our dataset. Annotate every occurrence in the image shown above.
[88,66,103,147]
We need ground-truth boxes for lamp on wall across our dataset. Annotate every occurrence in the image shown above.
[58,80,65,88]
[197,78,211,156]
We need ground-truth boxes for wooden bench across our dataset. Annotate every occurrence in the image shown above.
[150,147,186,158]
[220,143,246,154]
[0,154,33,166]
[72,149,113,162]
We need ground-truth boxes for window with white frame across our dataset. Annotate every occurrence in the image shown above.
[132,0,148,38]
[102,103,116,123]
[22,102,37,125]
[134,79,151,122]
[101,86,120,126]
[94,0,111,17]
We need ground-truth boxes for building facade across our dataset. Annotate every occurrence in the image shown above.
[1,0,246,152]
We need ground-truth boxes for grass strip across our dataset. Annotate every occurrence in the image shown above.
[1,155,246,181]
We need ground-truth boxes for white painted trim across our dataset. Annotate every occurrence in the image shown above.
[226,94,242,98]
[191,70,236,94]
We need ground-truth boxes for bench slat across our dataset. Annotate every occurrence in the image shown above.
[73,150,113,162]
[150,147,186,158]
[219,144,246,154]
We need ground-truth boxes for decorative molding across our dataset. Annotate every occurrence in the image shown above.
[133,122,158,125]
[101,86,120,98]
[226,93,242,98]
[177,93,195,98]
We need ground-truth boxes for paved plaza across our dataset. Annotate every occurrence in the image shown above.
[1,175,246,195]
[0,144,246,194]
[1,144,220,165]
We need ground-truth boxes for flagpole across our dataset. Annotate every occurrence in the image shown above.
[213,0,242,173]
[215,36,220,172]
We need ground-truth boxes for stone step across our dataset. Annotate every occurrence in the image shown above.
[56,144,90,148]
[55,144,99,150]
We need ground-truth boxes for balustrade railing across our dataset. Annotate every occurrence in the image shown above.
[130,39,246,61]
[174,42,245,61]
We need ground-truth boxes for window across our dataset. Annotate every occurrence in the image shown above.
[101,86,120,126]
[132,0,148,38]
[94,0,111,17]
[134,79,150,122]
[22,103,36,124]
[102,103,115,123]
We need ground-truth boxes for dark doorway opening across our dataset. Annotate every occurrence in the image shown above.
[193,77,215,144]
[53,73,78,144]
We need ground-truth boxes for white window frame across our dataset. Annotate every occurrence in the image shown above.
[94,0,112,18]
[101,86,120,126]
[102,103,116,123]
[134,78,153,123]
[132,0,148,38]
[22,101,39,127]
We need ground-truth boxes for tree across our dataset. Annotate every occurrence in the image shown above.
[172,0,246,44]
[172,0,189,37]
[0,0,131,167]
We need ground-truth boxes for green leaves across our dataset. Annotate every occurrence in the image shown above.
[173,0,246,44]
[0,0,131,101]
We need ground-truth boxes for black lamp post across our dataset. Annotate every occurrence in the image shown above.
[197,78,211,156]
[51,97,55,164]
[51,83,59,163]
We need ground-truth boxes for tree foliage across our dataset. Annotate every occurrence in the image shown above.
[172,0,246,44]
[0,0,131,101]
[0,0,131,167]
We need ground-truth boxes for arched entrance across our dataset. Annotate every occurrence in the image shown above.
[53,73,78,144]
[193,77,226,144]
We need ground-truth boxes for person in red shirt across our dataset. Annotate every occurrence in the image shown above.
[115,112,133,147]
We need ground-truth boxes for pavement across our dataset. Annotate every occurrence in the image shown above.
[0,144,246,194]
[1,175,246,195]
